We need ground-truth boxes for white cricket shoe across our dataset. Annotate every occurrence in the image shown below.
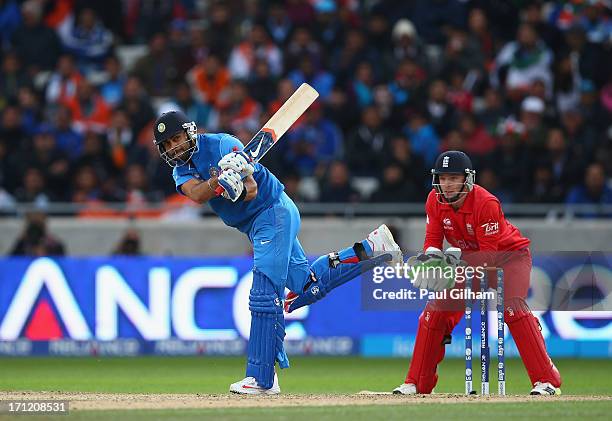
[229,373,280,395]
[530,381,561,396]
[366,224,403,266]
[392,383,417,395]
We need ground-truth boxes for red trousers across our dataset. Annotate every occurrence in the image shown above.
[404,248,562,392]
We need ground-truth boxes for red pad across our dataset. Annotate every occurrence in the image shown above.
[405,305,463,393]
[505,297,562,387]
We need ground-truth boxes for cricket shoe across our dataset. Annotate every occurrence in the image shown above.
[530,381,561,396]
[230,373,280,395]
[366,224,403,266]
[392,383,417,395]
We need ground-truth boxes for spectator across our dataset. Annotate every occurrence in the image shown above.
[63,79,112,134]
[441,25,485,76]
[45,54,83,106]
[404,110,440,168]
[387,58,426,109]
[286,102,342,176]
[125,163,160,205]
[124,0,185,43]
[383,135,426,198]
[390,19,427,69]
[132,32,180,97]
[19,125,70,201]
[10,0,62,74]
[477,87,507,132]
[10,212,65,256]
[0,0,21,50]
[0,51,27,104]
[467,8,494,62]
[426,79,457,137]
[411,0,466,46]
[478,167,513,204]
[324,85,360,133]
[345,106,390,176]
[523,164,557,203]
[56,7,114,73]
[113,228,142,255]
[14,167,51,205]
[247,59,278,108]
[0,105,26,156]
[118,76,155,141]
[536,128,583,203]
[266,2,293,47]
[370,162,416,203]
[566,163,612,216]
[228,22,283,79]
[205,2,236,61]
[187,53,231,108]
[458,113,496,159]
[213,80,260,132]
[319,160,359,203]
[285,26,322,72]
[560,107,599,162]
[71,164,101,203]
[349,61,376,108]
[331,28,378,86]
[169,80,212,130]
[288,55,334,101]
[520,96,548,153]
[79,131,116,181]
[0,137,19,195]
[53,105,83,161]
[491,23,553,101]
[99,55,126,107]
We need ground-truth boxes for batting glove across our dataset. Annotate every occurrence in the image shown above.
[218,151,254,179]
[217,169,244,202]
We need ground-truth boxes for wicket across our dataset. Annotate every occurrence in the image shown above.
[464,268,505,396]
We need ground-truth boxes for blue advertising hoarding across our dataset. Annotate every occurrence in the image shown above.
[0,256,610,357]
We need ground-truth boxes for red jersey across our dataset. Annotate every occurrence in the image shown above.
[424,185,530,252]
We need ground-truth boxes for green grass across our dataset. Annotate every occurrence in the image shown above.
[0,357,610,395]
[0,357,610,420]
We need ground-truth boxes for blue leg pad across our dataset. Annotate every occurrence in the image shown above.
[287,253,391,312]
[245,270,289,389]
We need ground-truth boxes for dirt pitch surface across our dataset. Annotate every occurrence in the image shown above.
[1,391,610,411]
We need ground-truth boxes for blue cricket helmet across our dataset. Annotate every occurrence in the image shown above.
[431,150,476,204]
[153,110,198,167]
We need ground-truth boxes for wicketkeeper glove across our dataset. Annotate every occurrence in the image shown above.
[408,247,465,292]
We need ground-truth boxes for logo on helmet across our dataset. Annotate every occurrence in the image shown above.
[157,122,166,133]
[442,156,450,167]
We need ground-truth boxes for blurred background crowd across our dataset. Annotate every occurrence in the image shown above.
[1,0,612,215]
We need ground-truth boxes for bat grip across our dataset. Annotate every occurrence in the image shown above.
[214,185,225,196]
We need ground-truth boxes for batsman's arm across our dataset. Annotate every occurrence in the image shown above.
[180,175,257,204]
[243,175,258,201]
[180,177,221,204]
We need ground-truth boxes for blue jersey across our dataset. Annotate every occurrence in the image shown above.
[173,133,284,233]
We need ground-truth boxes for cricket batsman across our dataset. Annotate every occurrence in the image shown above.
[392,150,562,396]
[153,110,402,395]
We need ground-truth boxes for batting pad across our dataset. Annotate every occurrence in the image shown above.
[246,270,289,389]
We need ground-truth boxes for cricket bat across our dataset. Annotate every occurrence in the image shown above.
[215,83,319,196]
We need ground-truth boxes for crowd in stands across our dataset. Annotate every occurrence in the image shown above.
[1,0,612,216]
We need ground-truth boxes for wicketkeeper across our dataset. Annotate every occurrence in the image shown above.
[393,150,562,396]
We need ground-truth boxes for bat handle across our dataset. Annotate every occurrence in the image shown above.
[214,185,225,196]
